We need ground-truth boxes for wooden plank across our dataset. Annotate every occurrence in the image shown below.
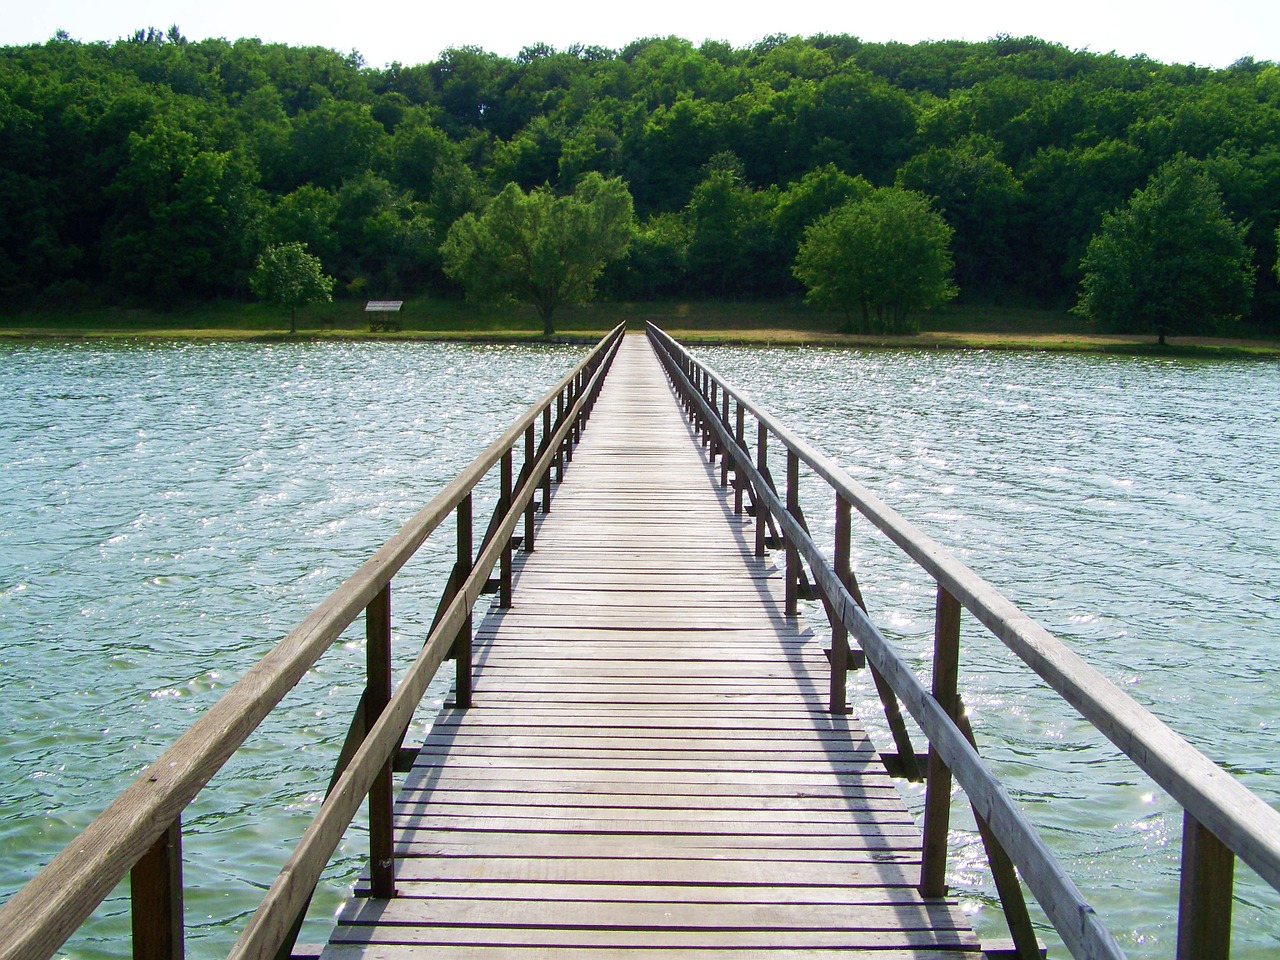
[321,947,980,960]
[320,334,975,958]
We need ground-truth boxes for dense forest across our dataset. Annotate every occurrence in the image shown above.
[2,28,1278,329]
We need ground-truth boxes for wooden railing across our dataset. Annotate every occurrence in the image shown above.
[0,324,626,960]
[647,322,1280,960]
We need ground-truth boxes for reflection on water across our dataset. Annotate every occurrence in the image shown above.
[699,345,1280,957]
[0,339,582,956]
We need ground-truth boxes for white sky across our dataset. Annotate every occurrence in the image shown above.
[3,0,1278,70]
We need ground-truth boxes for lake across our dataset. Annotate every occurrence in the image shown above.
[0,338,1276,956]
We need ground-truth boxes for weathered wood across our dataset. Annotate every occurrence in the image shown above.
[1176,812,1235,960]
[365,586,394,899]
[921,585,962,898]
[319,334,974,958]
[956,706,1039,959]
[452,494,473,708]
[130,818,184,960]
[647,325,1127,959]
[499,451,513,607]
[523,425,536,550]
[785,448,801,617]
[227,333,625,960]
[647,322,1280,911]
[0,326,625,960]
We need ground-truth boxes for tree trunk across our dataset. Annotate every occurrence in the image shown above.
[290,306,297,335]
[538,305,555,337]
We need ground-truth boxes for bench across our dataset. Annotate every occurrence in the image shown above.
[365,300,403,331]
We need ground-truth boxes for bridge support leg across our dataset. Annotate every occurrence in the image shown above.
[920,585,961,898]
[131,817,184,960]
[453,495,473,708]
[1176,812,1234,960]
[366,584,395,898]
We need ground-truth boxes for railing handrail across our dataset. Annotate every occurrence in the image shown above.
[646,322,1280,955]
[0,324,625,960]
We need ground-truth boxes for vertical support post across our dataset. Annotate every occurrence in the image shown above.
[719,389,730,488]
[524,424,536,550]
[830,494,852,715]
[542,406,553,513]
[572,372,583,446]
[500,450,513,608]
[785,449,800,618]
[709,381,719,461]
[132,819,184,960]
[734,403,745,515]
[453,495,473,708]
[920,583,962,898]
[555,392,566,481]
[1176,812,1235,960]
[755,423,768,558]
[366,584,395,898]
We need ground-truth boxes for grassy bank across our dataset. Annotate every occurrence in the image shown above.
[2,298,1278,358]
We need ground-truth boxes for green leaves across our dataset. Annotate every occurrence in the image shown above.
[1075,156,1255,341]
[249,241,334,332]
[793,188,956,333]
[441,174,635,335]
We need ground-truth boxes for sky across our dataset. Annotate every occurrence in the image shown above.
[3,0,1278,70]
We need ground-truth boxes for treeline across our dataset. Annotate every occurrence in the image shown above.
[2,28,1279,326]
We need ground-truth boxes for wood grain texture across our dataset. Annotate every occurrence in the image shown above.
[319,335,977,958]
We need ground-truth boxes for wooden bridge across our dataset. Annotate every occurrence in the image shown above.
[0,326,1277,960]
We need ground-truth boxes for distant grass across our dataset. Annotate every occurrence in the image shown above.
[2,297,1278,358]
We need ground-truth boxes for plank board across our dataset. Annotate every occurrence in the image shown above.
[319,334,979,957]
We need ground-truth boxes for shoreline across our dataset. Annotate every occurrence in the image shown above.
[2,326,1278,359]
[1,299,1277,358]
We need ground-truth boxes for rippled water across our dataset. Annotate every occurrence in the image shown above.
[696,345,1280,957]
[1,340,1277,957]
[0,339,583,955]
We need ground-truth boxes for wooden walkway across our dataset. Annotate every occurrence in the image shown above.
[320,335,981,958]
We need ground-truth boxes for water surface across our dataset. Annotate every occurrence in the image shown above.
[1,340,1277,957]
[0,339,582,954]
[697,345,1280,956]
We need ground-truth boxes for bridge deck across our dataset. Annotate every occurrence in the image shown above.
[319,335,981,958]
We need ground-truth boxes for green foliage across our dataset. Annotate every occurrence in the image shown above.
[793,188,957,333]
[2,31,1280,325]
[895,137,1024,296]
[441,173,635,334]
[1075,156,1255,342]
[248,241,334,332]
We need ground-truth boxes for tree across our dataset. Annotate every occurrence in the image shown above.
[249,242,334,333]
[793,187,956,334]
[895,137,1025,297]
[1075,157,1255,343]
[441,173,634,335]
[1275,223,1280,284]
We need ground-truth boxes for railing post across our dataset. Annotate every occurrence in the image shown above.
[542,406,553,513]
[555,391,566,481]
[524,424,536,550]
[734,402,745,514]
[755,423,768,558]
[500,450,513,608]
[719,390,730,488]
[830,494,852,714]
[453,494,473,708]
[709,381,719,462]
[132,818,184,960]
[785,449,800,618]
[365,584,395,898]
[1177,812,1235,960]
[920,583,962,898]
